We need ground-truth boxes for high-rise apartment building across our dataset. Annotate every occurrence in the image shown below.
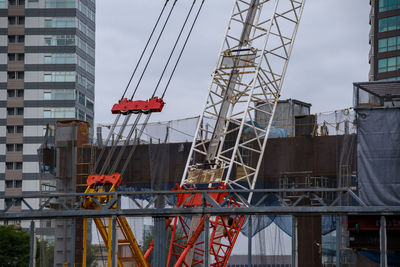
[370,0,400,81]
[0,0,95,213]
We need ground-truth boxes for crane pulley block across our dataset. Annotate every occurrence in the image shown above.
[175,184,228,207]
[87,173,122,188]
[111,97,165,115]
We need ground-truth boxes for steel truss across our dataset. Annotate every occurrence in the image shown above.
[182,0,306,199]
[174,0,306,265]
[2,188,399,220]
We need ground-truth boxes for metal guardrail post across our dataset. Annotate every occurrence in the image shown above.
[111,216,117,267]
[380,216,387,267]
[29,220,36,267]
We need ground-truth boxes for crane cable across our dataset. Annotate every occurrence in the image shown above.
[120,0,170,100]
[100,0,205,176]
[118,0,205,177]
[94,0,175,173]
[99,0,179,175]
[161,0,205,98]
[130,0,178,100]
[152,0,197,97]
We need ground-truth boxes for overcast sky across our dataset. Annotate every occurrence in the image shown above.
[94,1,370,125]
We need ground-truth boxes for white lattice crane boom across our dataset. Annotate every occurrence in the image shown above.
[181,0,306,203]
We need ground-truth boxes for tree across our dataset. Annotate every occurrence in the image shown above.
[0,225,30,266]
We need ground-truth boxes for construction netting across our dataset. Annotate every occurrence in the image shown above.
[96,107,357,146]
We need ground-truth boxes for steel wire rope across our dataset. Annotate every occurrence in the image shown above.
[96,1,176,175]
[130,0,178,100]
[120,0,170,100]
[119,1,205,177]
[108,0,197,173]
[113,1,205,178]
[152,0,197,97]
[161,0,205,99]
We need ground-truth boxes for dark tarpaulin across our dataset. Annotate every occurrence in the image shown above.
[357,108,400,206]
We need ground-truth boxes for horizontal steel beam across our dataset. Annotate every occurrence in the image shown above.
[1,188,398,220]
[2,206,400,220]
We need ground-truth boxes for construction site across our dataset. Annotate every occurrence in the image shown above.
[1,1,400,267]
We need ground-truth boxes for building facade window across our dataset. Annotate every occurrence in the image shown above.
[378,56,400,73]
[6,125,23,133]
[7,107,24,115]
[44,35,75,46]
[379,0,400,12]
[5,180,22,188]
[27,0,38,8]
[6,144,23,152]
[8,35,24,43]
[7,89,24,97]
[78,109,85,120]
[78,1,95,22]
[8,53,24,61]
[44,53,75,64]
[0,0,6,8]
[78,92,85,105]
[44,72,76,82]
[44,89,74,100]
[8,16,25,25]
[86,98,94,111]
[379,15,400,32]
[9,0,25,6]
[86,114,93,126]
[44,17,76,28]
[43,108,75,118]
[45,0,75,8]
[6,162,22,170]
[8,71,24,79]
[378,36,400,52]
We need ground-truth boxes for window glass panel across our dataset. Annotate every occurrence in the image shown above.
[16,126,23,133]
[43,92,51,100]
[379,15,400,32]
[16,144,22,151]
[45,0,75,8]
[44,17,75,28]
[15,162,22,169]
[27,0,38,8]
[78,109,85,120]
[7,108,15,115]
[43,110,51,118]
[6,162,13,170]
[6,144,14,152]
[378,59,387,73]
[44,72,76,82]
[86,99,94,111]
[388,57,396,71]
[78,92,85,105]
[7,90,15,97]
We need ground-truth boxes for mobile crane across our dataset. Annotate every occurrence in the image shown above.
[81,0,305,266]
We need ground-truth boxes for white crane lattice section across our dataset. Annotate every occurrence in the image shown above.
[181,0,306,203]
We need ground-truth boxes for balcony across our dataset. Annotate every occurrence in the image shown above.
[6,133,23,144]
[8,61,24,72]
[8,43,24,54]
[6,152,23,162]
[7,97,24,107]
[7,78,24,89]
[6,115,23,125]
[5,170,22,180]
[8,24,24,35]
[8,5,25,16]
